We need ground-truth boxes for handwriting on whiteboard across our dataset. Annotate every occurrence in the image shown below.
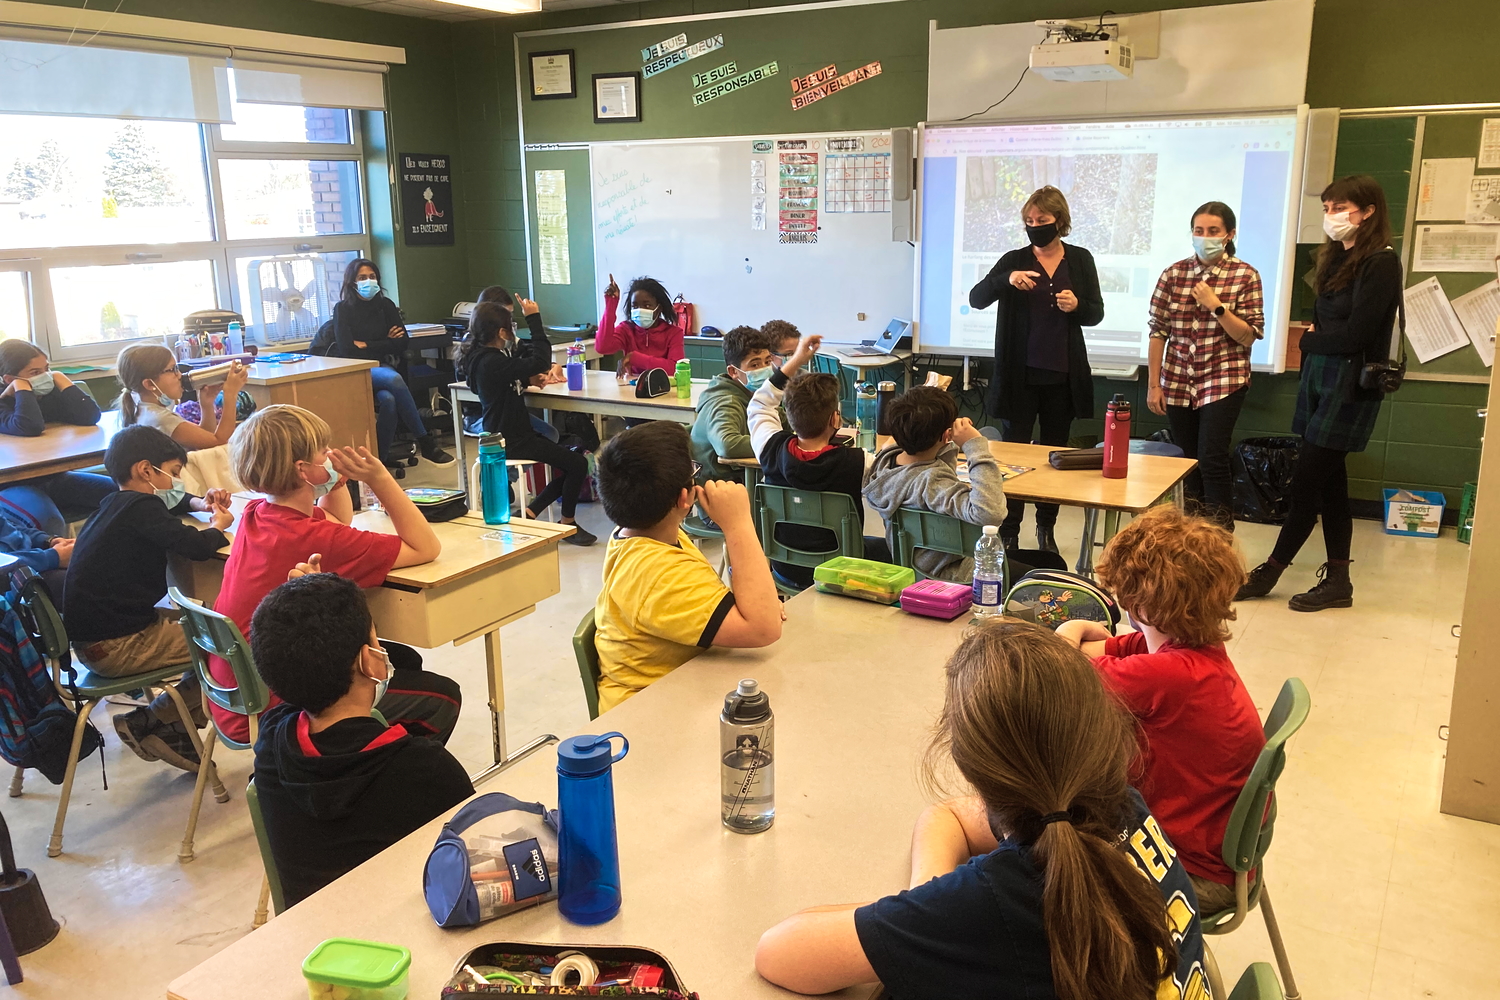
[595,168,653,241]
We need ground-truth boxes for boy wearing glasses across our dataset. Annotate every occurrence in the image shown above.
[591,422,782,712]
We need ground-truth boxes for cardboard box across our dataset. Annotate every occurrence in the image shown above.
[1383,488,1445,538]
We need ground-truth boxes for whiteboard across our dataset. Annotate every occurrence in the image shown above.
[589,132,914,343]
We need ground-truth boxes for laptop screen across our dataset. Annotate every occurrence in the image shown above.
[874,318,910,352]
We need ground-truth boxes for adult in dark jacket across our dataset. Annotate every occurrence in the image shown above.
[969,186,1104,554]
[1237,175,1402,612]
[0,340,115,537]
[328,258,454,476]
[457,300,595,545]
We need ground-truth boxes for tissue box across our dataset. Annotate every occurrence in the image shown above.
[1383,489,1445,537]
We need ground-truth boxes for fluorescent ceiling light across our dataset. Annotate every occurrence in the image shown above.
[425,0,542,12]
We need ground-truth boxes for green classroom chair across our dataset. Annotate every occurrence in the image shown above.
[2,564,220,858]
[1229,962,1285,1000]
[571,608,602,721]
[756,483,864,596]
[680,512,728,579]
[244,777,286,925]
[891,507,987,583]
[1200,677,1311,1000]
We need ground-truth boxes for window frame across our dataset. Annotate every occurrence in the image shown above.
[0,109,372,364]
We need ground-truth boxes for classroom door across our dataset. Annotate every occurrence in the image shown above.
[524,148,596,329]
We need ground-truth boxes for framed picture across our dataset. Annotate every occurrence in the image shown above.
[529,49,576,100]
[593,72,642,123]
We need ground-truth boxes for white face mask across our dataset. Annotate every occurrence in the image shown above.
[304,456,339,498]
[1322,210,1360,242]
[365,645,393,703]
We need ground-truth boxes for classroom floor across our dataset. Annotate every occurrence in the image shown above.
[0,464,1491,999]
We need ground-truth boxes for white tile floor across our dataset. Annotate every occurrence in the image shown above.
[2,460,1494,999]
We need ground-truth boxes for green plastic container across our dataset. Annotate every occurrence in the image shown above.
[1459,481,1478,545]
[813,557,916,605]
[302,938,411,1000]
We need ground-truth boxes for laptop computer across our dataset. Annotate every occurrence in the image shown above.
[839,318,910,358]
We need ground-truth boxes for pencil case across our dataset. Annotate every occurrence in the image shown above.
[899,578,972,620]
[405,488,469,522]
[812,557,915,605]
[442,942,698,997]
[1048,447,1104,471]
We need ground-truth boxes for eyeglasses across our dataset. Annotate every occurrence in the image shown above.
[686,461,702,490]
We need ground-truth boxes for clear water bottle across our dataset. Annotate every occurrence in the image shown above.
[478,434,511,525]
[566,337,585,390]
[856,384,877,451]
[675,358,692,399]
[557,732,630,925]
[721,679,774,834]
[226,320,244,355]
[972,524,1006,617]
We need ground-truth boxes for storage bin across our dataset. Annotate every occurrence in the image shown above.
[812,557,915,605]
[1383,489,1445,538]
[303,938,411,1000]
[899,579,972,620]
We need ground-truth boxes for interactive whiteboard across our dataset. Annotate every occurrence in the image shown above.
[589,133,913,342]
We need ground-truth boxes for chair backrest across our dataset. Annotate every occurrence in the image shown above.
[679,512,724,541]
[6,568,66,664]
[892,507,985,581]
[244,777,287,917]
[571,608,601,721]
[1220,678,1311,879]
[1228,963,1284,1000]
[168,587,271,742]
[756,484,864,568]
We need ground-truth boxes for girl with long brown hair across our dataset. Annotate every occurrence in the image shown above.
[116,342,248,450]
[1237,174,1401,611]
[755,618,1209,999]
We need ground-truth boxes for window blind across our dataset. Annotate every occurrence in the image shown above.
[231,54,387,111]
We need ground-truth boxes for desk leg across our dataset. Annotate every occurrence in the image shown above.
[1101,510,1122,544]
[453,401,469,493]
[1174,481,1185,508]
[1076,508,1100,577]
[484,629,506,765]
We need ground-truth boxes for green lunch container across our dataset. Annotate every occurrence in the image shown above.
[303,937,412,1000]
[812,557,916,605]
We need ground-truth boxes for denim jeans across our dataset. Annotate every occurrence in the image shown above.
[371,365,428,462]
[0,471,118,537]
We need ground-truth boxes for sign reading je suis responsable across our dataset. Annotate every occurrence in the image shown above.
[400,153,455,247]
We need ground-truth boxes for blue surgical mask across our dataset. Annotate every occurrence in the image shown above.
[1192,235,1227,264]
[355,278,380,300]
[629,307,655,327]
[151,467,187,510]
[742,365,773,390]
[26,371,55,397]
[366,645,393,703]
[305,457,339,498]
[144,379,176,408]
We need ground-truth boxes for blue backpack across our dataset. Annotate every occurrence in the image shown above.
[0,585,102,784]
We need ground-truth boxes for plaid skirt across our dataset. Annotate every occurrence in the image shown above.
[1293,353,1383,452]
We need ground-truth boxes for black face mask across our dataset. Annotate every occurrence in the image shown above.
[1025,222,1059,247]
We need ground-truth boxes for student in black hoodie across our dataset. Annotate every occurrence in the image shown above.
[251,571,473,907]
[328,258,454,476]
[457,299,595,545]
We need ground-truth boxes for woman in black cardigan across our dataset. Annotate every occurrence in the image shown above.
[969,185,1104,554]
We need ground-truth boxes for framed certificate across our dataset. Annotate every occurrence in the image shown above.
[529,50,575,100]
[593,71,642,123]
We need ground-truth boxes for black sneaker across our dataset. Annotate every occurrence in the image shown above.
[113,708,160,763]
[419,439,456,466]
[140,722,202,773]
[565,525,598,546]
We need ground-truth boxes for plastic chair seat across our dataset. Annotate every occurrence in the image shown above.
[572,608,602,721]
[62,661,193,699]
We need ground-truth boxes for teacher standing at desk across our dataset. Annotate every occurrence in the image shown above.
[969,186,1104,555]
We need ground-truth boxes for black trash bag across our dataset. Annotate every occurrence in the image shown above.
[1232,436,1302,524]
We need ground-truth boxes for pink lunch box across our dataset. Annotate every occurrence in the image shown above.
[899,579,972,620]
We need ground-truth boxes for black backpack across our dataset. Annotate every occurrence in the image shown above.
[309,320,335,357]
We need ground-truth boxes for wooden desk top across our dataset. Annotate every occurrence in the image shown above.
[0,410,123,484]
[202,499,575,590]
[166,589,961,1000]
[986,441,1194,513]
[241,356,376,386]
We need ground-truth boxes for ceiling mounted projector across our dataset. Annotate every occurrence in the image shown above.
[1028,13,1159,82]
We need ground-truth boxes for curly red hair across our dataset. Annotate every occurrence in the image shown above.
[1095,505,1245,648]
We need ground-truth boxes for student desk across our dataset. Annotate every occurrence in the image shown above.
[449,370,706,492]
[165,589,962,1000]
[0,410,123,485]
[169,500,575,780]
[241,356,379,454]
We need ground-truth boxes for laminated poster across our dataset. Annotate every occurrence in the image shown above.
[1480,118,1500,170]
[777,139,809,150]
[691,61,778,105]
[692,61,737,90]
[641,33,687,62]
[825,152,891,213]
[752,139,774,153]
[534,169,570,285]
[644,35,724,79]
[749,159,765,177]
[790,65,836,94]
[780,232,817,244]
[791,61,882,111]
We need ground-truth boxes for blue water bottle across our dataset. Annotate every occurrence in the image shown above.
[478,434,511,525]
[557,732,629,925]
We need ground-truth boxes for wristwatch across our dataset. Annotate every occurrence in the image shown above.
[1213,304,1227,317]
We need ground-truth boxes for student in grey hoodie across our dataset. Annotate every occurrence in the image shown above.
[864,387,1008,583]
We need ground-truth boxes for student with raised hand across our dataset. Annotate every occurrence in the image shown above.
[596,274,685,377]
[1147,201,1265,530]
[211,404,456,748]
[457,299,595,544]
[756,618,1209,1000]
[0,340,117,537]
[968,185,1104,556]
[476,284,564,443]
[116,343,249,450]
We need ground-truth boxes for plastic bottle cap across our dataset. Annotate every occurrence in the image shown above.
[479,434,506,452]
[723,678,770,723]
[557,731,629,776]
[982,525,999,536]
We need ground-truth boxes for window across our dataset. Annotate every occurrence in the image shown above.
[0,104,367,361]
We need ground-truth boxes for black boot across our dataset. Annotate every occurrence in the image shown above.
[1235,560,1285,601]
[999,527,1021,553]
[1036,525,1059,554]
[1288,562,1353,612]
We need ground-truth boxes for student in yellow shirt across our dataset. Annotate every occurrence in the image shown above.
[592,421,782,711]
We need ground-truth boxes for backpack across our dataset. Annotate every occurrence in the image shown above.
[0,585,102,784]
[309,320,335,357]
[1004,569,1121,631]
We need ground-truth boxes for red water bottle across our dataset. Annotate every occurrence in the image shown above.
[1103,393,1131,480]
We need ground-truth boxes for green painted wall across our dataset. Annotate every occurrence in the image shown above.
[14,0,471,323]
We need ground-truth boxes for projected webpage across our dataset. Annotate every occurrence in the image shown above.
[918,115,1299,367]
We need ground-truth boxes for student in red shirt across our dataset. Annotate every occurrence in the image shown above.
[1056,505,1264,914]
[596,274,684,377]
[213,404,458,746]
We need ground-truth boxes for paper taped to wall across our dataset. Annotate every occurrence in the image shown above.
[1416,157,1474,220]
[1466,176,1500,225]
[1403,276,1470,364]
[1412,224,1500,273]
[1451,280,1500,366]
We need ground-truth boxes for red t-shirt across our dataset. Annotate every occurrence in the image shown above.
[1093,633,1265,884]
[210,499,402,743]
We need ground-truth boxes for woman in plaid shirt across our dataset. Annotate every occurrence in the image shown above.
[1146,202,1264,530]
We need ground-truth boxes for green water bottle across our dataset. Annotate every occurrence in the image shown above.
[675,358,692,399]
